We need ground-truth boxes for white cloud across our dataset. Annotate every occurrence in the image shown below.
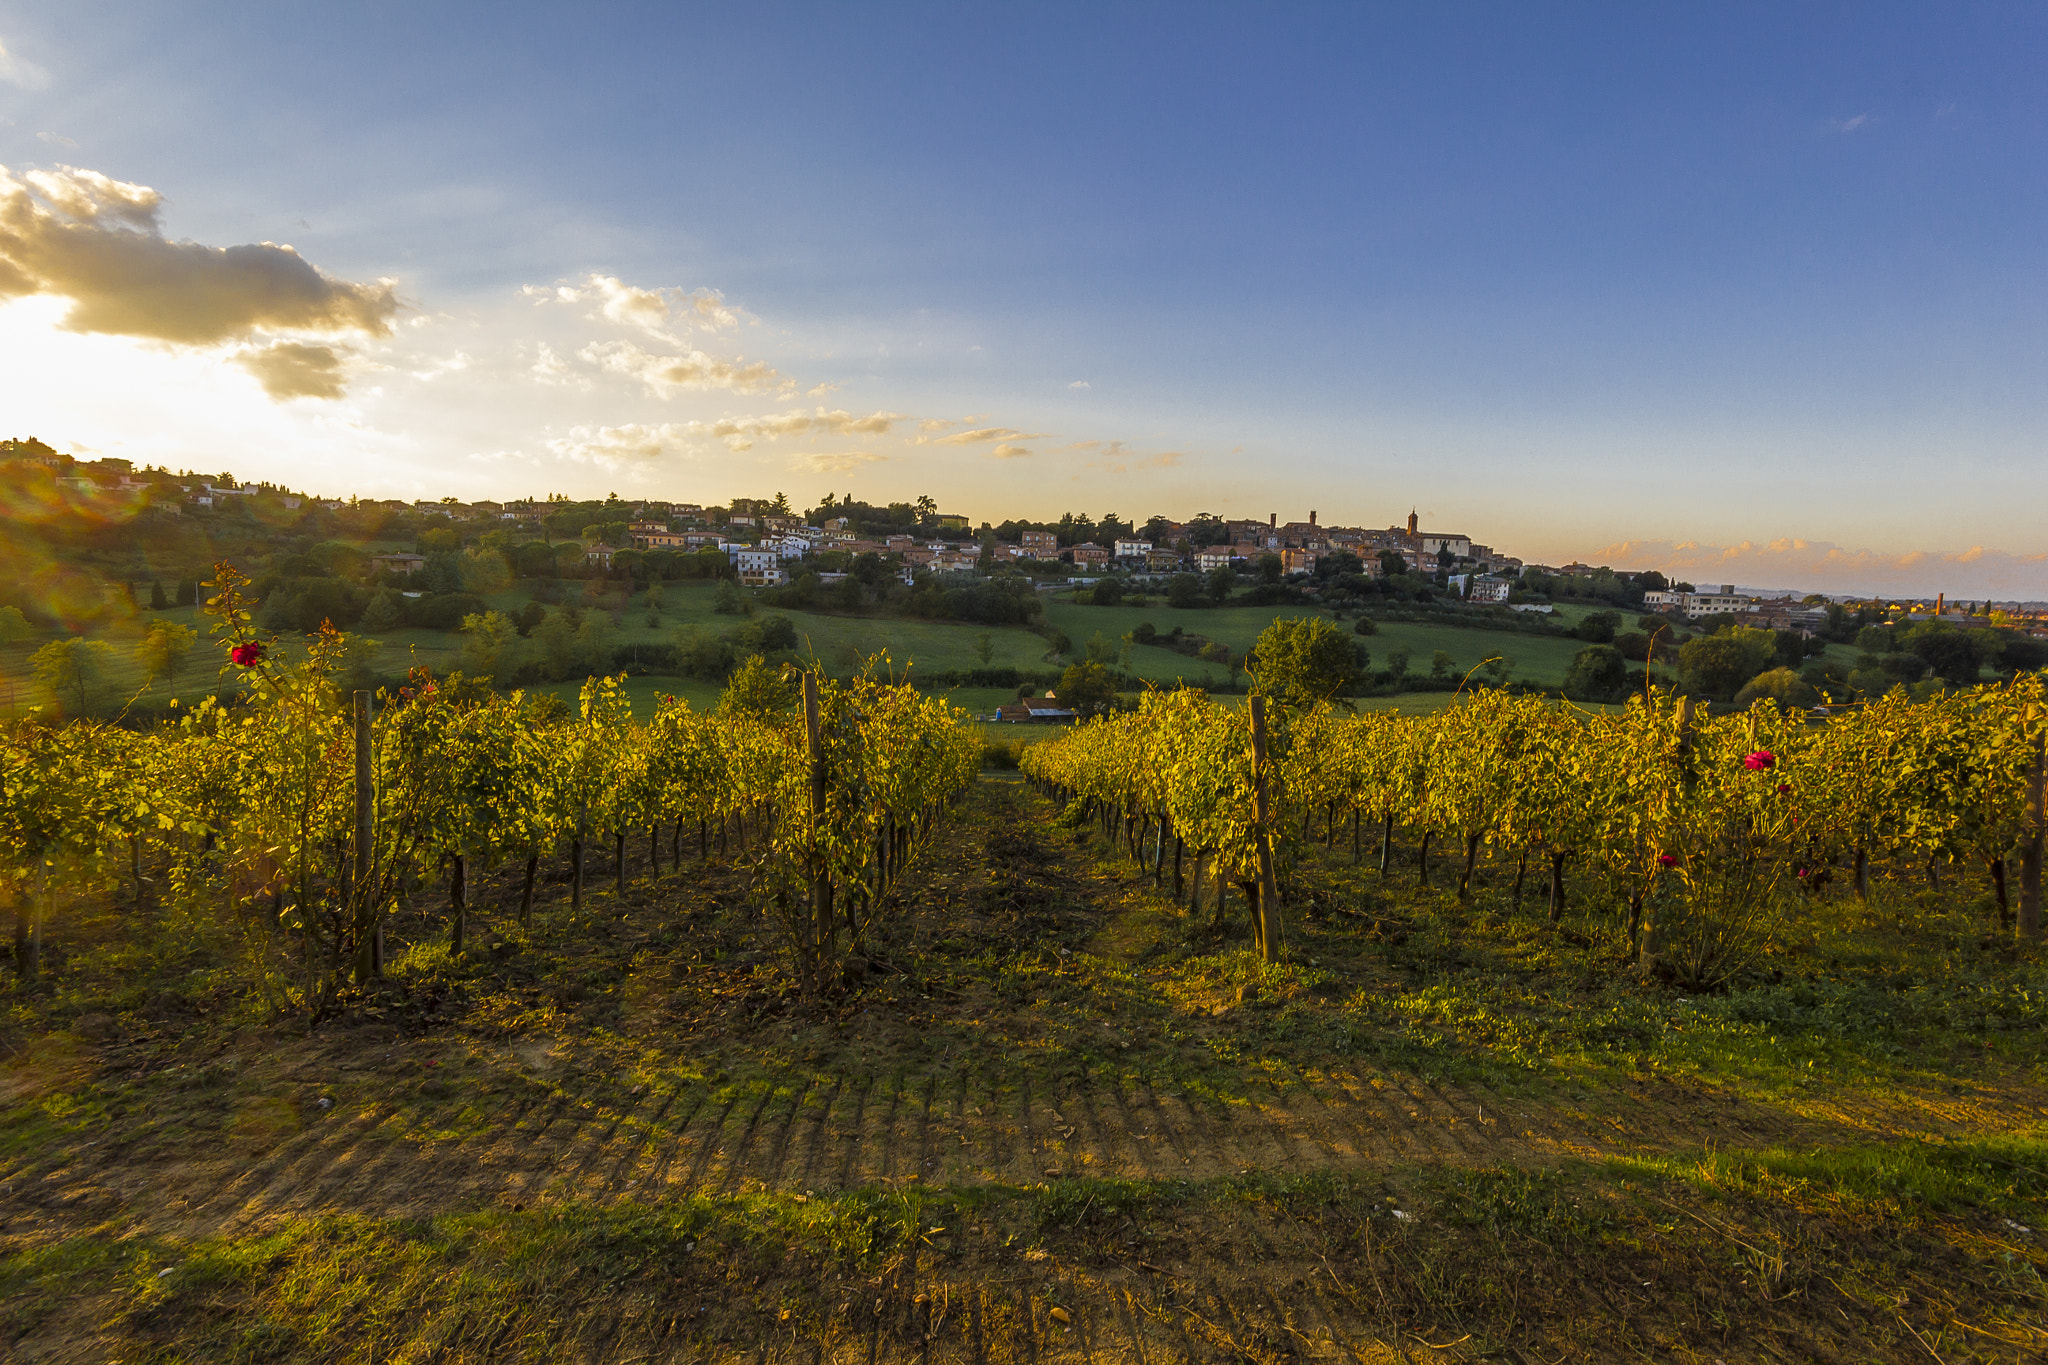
[678,408,906,450]
[1068,380,1089,389]
[989,443,1033,460]
[544,422,684,465]
[35,131,76,148]
[1829,113,1872,134]
[0,39,51,90]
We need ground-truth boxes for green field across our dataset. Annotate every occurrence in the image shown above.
[2,576,1857,721]
[1045,594,1592,687]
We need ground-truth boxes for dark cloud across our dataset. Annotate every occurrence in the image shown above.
[0,164,397,348]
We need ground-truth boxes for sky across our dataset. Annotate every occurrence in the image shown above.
[1,2,2044,597]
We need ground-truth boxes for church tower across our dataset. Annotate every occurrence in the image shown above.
[1406,509,1418,537]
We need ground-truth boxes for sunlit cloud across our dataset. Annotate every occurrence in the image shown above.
[676,408,907,451]
[1590,537,2048,597]
[922,426,1053,446]
[577,338,786,396]
[796,450,891,473]
[0,164,398,347]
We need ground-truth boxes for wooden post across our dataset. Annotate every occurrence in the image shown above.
[804,673,834,971]
[449,853,466,956]
[1641,696,1694,972]
[351,690,379,982]
[2019,733,2043,940]
[1249,696,1283,963]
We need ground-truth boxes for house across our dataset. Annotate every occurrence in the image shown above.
[1279,549,1318,574]
[1070,544,1110,567]
[1468,576,1511,605]
[885,535,919,552]
[936,514,971,531]
[584,542,618,568]
[683,531,728,550]
[729,547,781,576]
[1113,539,1152,560]
[738,565,789,588]
[1644,586,1758,619]
[1146,548,1183,572]
[1020,530,1059,558]
[1195,549,1234,573]
[633,529,690,550]
[995,693,1078,723]
[369,553,427,575]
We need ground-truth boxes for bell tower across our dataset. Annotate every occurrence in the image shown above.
[1406,509,1418,537]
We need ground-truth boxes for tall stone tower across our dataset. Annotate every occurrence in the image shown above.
[1407,509,1419,537]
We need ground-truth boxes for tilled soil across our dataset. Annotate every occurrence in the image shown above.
[3,779,2043,1364]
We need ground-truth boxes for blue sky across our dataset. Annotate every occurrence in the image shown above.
[1,2,2043,594]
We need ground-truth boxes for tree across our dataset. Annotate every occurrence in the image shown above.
[135,620,196,685]
[1677,626,1776,700]
[1206,565,1235,604]
[1166,574,1206,609]
[713,580,747,615]
[0,605,29,645]
[359,591,404,633]
[1085,631,1120,666]
[1377,550,1408,578]
[459,611,519,680]
[1352,615,1377,636]
[1562,644,1628,702]
[1256,553,1284,585]
[1430,650,1456,681]
[1055,661,1118,718]
[1733,667,1820,710]
[31,637,116,714]
[1575,610,1621,643]
[1385,644,1412,682]
[149,580,169,610]
[1249,616,1362,710]
[974,632,995,666]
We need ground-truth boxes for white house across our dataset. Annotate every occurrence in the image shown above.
[1113,539,1152,559]
[729,546,781,576]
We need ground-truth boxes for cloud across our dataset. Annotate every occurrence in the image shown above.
[1588,538,2048,597]
[922,426,1054,446]
[35,131,75,148]
[796,451,891,474]
[1082,443,1183,474]
[237,341,346,400]
[1829,113,1872,133]
[989,443,1033,460]
[0,39,51,90]
[672,408,907,451]
[530,340,580,386]
[0,163,398,348]
[544,423,681,465]
[538,273,740,338]
[1067,380,1089,390]
[577,338,785,396]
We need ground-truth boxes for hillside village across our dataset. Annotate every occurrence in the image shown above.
[7,436,2041,630]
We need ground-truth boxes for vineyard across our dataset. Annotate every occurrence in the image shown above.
[1,577,2046,1362]
[1020,679,2048,976]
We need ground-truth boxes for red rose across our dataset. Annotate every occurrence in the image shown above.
[230,642,265,667]
[1743,750,1776,771]
[1657,853,1678,868]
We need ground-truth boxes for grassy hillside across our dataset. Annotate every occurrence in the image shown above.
[1046,594,1589,688]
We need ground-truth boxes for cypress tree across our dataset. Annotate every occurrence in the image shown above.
[149,580,169,610]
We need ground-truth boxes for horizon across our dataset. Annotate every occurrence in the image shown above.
[3,3,2045,597]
